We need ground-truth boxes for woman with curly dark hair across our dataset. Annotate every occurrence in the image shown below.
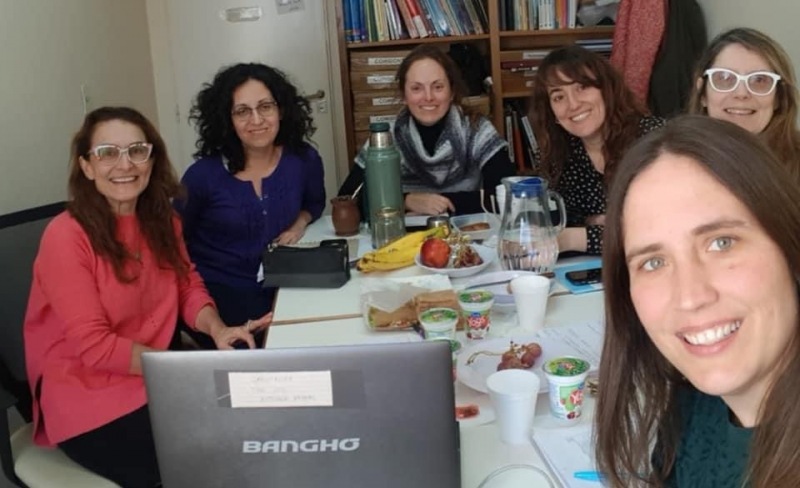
[175,63,326,349]
[24,107,266,486]
[529,45,664,255]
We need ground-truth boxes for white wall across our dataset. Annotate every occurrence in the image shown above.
[0,0,157,214]
[699,0,800,77]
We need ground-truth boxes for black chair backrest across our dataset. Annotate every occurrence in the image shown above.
[0,203,65,383]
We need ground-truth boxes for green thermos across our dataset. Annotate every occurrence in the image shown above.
[364,122,405,227]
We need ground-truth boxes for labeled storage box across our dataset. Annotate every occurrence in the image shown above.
[350,70,398,91]
[353,90,402,111]
[350,49,411,71]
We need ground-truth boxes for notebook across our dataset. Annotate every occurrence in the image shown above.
[142,342,460,488]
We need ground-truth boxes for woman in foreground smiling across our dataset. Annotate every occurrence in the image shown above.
[595,115,800,487]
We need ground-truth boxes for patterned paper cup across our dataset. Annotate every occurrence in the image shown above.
[542,356,590,422]
[458,290,494,340]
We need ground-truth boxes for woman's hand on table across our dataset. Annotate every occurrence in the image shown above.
[405,193,455,216]
[211,312,273,350]
[274,213,311,245]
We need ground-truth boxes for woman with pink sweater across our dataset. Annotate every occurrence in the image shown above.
[23,107,270,487]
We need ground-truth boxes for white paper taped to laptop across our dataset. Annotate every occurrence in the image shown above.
[228,371,334,408]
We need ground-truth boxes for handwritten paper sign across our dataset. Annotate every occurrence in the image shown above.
[228,371,333,408]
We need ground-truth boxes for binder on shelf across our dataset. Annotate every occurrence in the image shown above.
[395,0,420,38]
[404,0,430,38]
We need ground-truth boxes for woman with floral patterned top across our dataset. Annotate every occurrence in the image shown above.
[529,45,664,255]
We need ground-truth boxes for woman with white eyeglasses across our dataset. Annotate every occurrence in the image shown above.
[175,63,326,350]
[688,27,800,181]
[23,107,266,486]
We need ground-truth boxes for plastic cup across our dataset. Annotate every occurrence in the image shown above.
[486,369,541,445]
[495,184,506,218]
[418,307,458,341]
[458,290,494,340]
[510,275,550,332]
[542,357,590,422]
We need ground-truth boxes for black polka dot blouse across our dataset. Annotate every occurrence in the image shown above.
[556,116,665,255]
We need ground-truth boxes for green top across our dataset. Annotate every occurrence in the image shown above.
[656,387,752,487]
[457,290,493,304]
[543,357,590,376]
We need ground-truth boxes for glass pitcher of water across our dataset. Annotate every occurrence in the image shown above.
[498,177,567,273]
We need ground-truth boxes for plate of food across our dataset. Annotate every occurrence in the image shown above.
[414,242,495,278]
[449,213,501,241]
[456,332,597,393]
[461,271,555,313]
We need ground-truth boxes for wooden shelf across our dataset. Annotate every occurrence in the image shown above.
[498,26,613,38]
[346,34,490,50]
[333,1,614,161]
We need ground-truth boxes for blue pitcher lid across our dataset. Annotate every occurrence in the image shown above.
[511,177,545,197]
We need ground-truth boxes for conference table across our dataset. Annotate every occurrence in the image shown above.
[266,216,605,487]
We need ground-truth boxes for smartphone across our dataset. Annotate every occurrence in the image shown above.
[565,268,602,286]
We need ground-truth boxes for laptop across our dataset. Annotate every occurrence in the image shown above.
[142,341,460,488]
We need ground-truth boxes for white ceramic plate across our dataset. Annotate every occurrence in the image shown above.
[456,333,597,394]
[414,244,495,278]
[449,213,501,241]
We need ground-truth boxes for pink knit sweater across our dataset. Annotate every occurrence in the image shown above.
[24,212,213,446]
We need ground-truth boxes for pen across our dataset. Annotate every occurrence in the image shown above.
[573,470,605,482]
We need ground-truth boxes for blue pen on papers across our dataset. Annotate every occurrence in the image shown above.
[574,470,606,482]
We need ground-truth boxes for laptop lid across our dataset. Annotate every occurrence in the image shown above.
[142,341,460,488]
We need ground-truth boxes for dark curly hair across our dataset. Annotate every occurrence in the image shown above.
[68,106,188,282]
[529,45,648,186]
[189,63,316,173]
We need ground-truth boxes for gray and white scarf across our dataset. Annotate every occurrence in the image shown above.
[355,106,507,193]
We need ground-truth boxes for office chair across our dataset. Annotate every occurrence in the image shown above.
[0,203,118,487]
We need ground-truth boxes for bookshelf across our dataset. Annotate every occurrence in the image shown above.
[334,0,614,163]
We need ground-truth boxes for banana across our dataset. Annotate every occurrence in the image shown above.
[357,227,445,272]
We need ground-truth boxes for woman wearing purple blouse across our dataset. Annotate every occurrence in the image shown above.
[174,63,326,349]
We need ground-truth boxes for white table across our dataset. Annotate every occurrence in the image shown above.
[268,216,605,487]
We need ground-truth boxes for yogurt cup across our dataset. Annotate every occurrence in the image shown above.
[542,356,590,422]
[418,307,458,341]
[458,290,494,340]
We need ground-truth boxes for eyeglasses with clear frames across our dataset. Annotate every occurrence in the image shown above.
[85,142,153,165]
[704,68,782,96]
[231,101,279,122]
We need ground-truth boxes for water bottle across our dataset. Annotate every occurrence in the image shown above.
[364,122,404,233]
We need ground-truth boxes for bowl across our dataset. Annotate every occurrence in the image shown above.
[449,213,501,241]
[414,244,495,278]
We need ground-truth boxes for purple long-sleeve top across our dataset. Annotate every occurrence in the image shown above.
[174,145,326,290]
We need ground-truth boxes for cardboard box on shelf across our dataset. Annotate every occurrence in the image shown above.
[501,69,538,94]
[350,70,398,91]
[353,110,398,131]
[350,50,411,72]
[353,90,402,111]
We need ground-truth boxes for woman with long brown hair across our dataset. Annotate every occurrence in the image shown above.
[338,44,513,216]
[529,45,664,254]
[24,107,269,486]
[596,115,800,487]
[688,27,800,183]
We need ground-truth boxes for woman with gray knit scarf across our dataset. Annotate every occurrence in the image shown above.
[338,45,513,216]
